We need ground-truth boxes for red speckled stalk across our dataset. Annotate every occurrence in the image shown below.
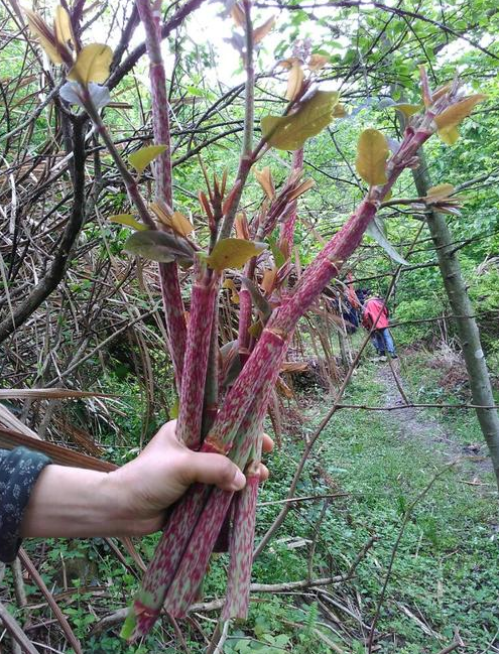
[222,396,267,620]
[238,257,257,351]
[279,148,303,254]
[177,275,218,449]
[222,474,259,620]
[136,0,187,386]
[163,487,235,616]
[238,288,252,351]
[164,392,268,618]
[127,332,286,634]
[123,482,211,638]
[205,328,286,452]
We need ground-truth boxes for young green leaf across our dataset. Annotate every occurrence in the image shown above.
[261,91,340,151]
[206,239,266,271]
[434,94,486,130]
[68,43,113,84]
[355,128,389,186]
[109,214,147,231]
[124,230,194,265]
[437,125,460,145]
[366,216,408,265]
[391,103,422,118]
[129,145,168,175]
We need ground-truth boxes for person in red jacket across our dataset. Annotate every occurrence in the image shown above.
[362,295,397,359]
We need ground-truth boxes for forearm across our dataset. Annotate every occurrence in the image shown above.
[20,465,158,538]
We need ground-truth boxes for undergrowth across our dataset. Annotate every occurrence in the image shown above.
[8,352,498,653]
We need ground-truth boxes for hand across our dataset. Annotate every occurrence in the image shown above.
[21,420,273,540]
[107,420,274,535]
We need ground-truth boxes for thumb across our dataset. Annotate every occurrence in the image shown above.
[185,451,247,492]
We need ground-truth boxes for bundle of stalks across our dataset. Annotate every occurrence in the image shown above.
[22,0,486,641]
[122,2,483,635]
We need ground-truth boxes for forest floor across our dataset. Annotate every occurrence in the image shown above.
[243,347,499,654]
[378,360,492,481]
[4,348,499,654]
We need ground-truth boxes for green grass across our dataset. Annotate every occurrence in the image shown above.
[245,357,498,653]
[13,353,499,653]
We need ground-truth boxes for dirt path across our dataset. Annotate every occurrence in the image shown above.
[376,360,492,481]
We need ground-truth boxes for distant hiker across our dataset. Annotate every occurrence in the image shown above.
[362,295,397,359]
[343,273,361,334]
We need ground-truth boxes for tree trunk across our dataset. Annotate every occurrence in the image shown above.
[413,152,499,488]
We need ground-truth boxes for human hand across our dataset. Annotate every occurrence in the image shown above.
[108,420,273,536]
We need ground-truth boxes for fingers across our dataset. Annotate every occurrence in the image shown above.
[259,463,269,482]
[262,433,274,453]
[183,451,247,492]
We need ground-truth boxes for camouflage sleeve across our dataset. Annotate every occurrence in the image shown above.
[0,447,51,562]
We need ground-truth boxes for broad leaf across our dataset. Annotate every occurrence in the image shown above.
[438,125,460,145]
[207,239,266,271]
[129,145,167,175]
[434,94,486,129]
[68,43,113,84]
[261,90,340,151]
[355,128,389,186]
[124,230,194,265]
[366,217,408,265]
[109,214,147,231]
[392,103,422,118]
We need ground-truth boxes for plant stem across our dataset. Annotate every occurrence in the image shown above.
[177,271,218,449]
[135,0,187,386]
[219,0,255,240]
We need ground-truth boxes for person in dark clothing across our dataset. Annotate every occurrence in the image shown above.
[0,421,272,563]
